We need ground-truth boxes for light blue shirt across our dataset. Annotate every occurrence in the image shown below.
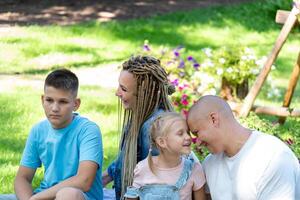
[21,113,103,200]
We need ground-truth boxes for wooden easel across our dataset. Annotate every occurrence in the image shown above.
[238,1,300,124]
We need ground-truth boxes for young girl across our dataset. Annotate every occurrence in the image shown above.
[124,112,206,200]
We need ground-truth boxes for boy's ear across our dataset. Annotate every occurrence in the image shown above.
[155,136,167,149]
[41,95,44,104]
[73,98,81,111]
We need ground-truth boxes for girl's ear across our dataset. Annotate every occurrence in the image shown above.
[155,136,167,149]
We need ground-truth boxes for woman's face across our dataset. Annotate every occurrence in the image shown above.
[115,70,137,109]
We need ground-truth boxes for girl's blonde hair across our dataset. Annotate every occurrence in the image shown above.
[148,112,186,175]
[119,56,175,198]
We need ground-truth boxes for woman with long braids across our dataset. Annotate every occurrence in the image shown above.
[102,55,175,199]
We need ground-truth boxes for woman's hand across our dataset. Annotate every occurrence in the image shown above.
[102,170,113,187]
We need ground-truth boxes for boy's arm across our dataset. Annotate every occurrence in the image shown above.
[14,166,36,200]
[30,160,98,200]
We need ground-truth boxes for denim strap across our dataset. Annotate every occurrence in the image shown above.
[174,158,194,189]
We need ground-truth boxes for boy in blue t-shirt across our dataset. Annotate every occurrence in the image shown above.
[13,69,103,200]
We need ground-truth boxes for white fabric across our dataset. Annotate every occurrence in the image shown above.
[203,131,300,200]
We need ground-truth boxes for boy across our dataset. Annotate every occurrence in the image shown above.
[9,69,103,200]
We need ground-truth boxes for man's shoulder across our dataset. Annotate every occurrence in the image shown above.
[203,153,223,168]
[252,131,290,153]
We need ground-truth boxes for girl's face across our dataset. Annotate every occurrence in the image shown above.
[163,119,192,156]
[115,70,137,109]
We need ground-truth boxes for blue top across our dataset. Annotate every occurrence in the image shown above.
[21,113,103,200]
[107,109,163,199]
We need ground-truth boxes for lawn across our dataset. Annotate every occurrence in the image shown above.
[0,0,299,194]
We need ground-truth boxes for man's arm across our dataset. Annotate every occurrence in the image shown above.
[31,160,98,200]
[14,166,36,200]
[193,186,206,200]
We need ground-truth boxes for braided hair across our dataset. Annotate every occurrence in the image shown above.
[119,55,175,198]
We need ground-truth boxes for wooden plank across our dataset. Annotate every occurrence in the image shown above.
[276,10,291,24]
[239,6,299,117]
[276,10,299,25]
[228,101,300,117]
[251,105,300,117]
[278,52,300,123]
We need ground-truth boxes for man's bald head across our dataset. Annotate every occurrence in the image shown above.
[188,95,234,122]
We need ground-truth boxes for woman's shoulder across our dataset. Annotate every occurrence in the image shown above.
[141,109,165,128]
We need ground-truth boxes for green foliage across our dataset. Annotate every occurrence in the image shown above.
[260,0,293,17]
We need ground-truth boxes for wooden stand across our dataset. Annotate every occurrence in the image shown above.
[238,2,300,124]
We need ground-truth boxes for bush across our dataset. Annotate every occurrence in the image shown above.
[260,0,293,17]
[140,41,265,114]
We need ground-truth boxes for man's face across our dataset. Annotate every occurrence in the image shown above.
[42,86,80,129]
[187,113,224,154]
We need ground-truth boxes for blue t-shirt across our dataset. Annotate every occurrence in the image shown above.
[107,108,163,199]
[21,113,103,200]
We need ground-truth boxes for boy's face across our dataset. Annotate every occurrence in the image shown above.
[42,86,80,129]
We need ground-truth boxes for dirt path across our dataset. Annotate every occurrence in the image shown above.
[0,64,120,92]
[0,0,253,90]
[0,0,253,26]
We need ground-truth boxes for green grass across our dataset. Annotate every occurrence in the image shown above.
[0,85,119,193]
[0,1,298,76]
[0,0,300,194]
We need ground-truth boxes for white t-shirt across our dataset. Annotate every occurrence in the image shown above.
[203,131,300,200]
[132,157,206,200]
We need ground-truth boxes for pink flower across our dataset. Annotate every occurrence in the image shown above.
[191,137,197,144]
[181,99,189,106]
[181,94,188,100]
[181,109,189,117]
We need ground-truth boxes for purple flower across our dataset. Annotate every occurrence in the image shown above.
[187,56,194,61]
[143,44,150,51]
[174,51,180,57]
[171,79,179,86]
[179,72,185,77]
[175,45,184,50]
[178,60,185,68]
[193,63,200,69]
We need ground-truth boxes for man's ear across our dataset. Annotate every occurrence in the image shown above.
[209,112,220,127]
[74,98,81,111]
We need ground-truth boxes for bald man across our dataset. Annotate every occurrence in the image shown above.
[187,95,300,200]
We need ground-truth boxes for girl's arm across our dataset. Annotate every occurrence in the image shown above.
[193,186,207,200]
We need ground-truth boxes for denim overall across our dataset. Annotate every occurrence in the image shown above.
[124,158,194,200]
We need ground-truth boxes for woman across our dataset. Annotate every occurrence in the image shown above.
[102,55,175,199]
